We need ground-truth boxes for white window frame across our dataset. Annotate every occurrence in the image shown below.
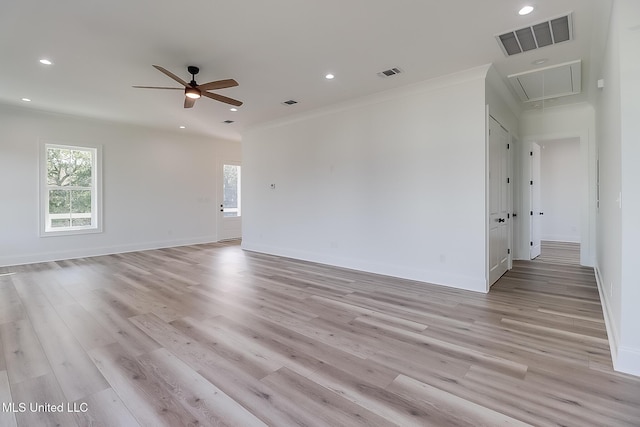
[39,141,103,237]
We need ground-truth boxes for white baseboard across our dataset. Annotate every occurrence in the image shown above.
[593,265,640,377]
[241,241,488,293]
[0,236,218,268]
[594,266,620,367]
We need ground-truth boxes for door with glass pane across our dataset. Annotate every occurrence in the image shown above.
[218,161,242,241]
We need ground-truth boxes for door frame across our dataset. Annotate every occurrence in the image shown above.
[519,131,593,266]
[486,110,514,291]
[529,142,542,259]
[217,159,242,242]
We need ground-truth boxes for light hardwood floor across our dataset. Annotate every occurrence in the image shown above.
[1,241,639,426]
[535,241,581,265]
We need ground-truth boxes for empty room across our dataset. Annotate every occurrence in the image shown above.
[1,0,639,426]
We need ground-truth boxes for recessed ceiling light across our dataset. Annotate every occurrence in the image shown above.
[532,58,548,65]
[325,73,335,80]
[230,107,238,112]
[179,126,186,129]
[39,59,53,65]
[22,98,31,102]
[519,6,534,15]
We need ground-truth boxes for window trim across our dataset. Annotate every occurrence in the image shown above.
[39,141,103,237]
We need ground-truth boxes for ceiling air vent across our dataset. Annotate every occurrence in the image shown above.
[282,99,298,106]
[497,13,573,56]
[377,67,403,78]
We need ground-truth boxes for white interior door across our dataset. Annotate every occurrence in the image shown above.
[489,117,510,286]
[218,161,242,241]
[530,143,542,258]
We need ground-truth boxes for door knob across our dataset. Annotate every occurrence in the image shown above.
[498,218,505,223]
[539,212,544,215]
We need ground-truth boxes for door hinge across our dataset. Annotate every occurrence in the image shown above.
[508,248,511,254]
[507,177,510,184]
[530,151,533,156]
[530,241,534,246]
[507,143,510,149]
[507,213,510,219]
[530,211,533,216]
[530,180,533,185]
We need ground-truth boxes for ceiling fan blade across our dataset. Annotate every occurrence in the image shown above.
[201,91,243,107]
[184,97,196,109]
[153,65,189,87]
[132,86,183,90]
[197,79,239,91]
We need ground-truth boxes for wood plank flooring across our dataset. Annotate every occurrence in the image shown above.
[0,241,639,426]
[535,241,581,265]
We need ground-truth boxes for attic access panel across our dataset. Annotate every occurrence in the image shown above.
[508,60,582,103]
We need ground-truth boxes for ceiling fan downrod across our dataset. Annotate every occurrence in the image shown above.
[187,65,199,87]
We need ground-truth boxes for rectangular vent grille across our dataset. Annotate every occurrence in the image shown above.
[282,100,298,105]
[377,67,403,78]
[497,13,573,56]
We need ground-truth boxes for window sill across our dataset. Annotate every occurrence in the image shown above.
[40,227,103,238]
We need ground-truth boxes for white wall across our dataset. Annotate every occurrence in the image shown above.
[596,0,640,377]
[518,103,596,265]
[243,66,489,292]
[540,138,581,242]
[0,105,240,266]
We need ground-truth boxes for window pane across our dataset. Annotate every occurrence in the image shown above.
[71,150,92,186]
[223,164,241,217]
[71,190,92,213]
[72,218,92,227]
[51,218,71,228]
[47,147,92,187]
[49,189,70,214]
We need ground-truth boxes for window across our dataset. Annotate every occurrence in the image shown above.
[223,164,241,217]
[40,142,102,235]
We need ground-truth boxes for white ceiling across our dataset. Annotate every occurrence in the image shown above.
[0,0,610,141]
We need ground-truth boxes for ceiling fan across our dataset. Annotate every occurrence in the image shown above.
[133,65,242,108]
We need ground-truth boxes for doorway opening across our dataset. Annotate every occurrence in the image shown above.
[218,161,242,241]
[530,137,581,265]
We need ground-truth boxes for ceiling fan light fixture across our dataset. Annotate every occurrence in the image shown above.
[185,87,201,99]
